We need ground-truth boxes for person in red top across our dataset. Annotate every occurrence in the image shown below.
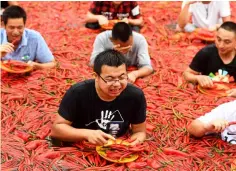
[85,1,143,32]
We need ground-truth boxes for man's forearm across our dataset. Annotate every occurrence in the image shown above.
[86,12,101,23]
[177,3,191,29]
[133,66,153,78]
[187,120,207,137]
[183,71,199,83]
[51,124,89,142]
[188,119,216,137]
[128,17,143,26]
[34,61,56,69]
[131,131,146,142]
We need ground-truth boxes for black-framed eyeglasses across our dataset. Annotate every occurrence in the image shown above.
[99,75,128,85]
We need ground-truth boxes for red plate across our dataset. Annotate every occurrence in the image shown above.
[197,83,236,97]
[0,60,33,74]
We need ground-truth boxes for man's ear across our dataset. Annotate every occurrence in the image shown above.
[92,72,98,80]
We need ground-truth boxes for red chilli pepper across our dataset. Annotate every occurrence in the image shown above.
[15,130,31,142]
[126,162,147,169]
[162,148,189,157]
[147,159,161,169]
[25,140,47,150]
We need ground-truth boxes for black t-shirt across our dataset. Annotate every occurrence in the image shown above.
[58,79,146,137]
[190,44,236,80]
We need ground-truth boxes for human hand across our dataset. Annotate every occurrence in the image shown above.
[205,119,229,133]
[196,75,213,88]
[127,137,142,146]
[121,18,129,24]
[208,24,220,32]
[128,72,138,83]
[208,26,217,32]
[113,44,132,54]
[226,88,236,97]
[98,15,109,26]
[27,60,38,69]
[86,130,115,146]
[0,43,14,57]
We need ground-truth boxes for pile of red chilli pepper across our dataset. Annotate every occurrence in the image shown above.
[1,2,236,171]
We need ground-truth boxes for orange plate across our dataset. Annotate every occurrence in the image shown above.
[231,159,236,170]
[101,20,120,30]
[96,139,139,163]
[197,83,235,97]
[193,28,215,42]
[0,60,33,74]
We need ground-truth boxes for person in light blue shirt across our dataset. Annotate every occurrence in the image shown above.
[0,5,55,69]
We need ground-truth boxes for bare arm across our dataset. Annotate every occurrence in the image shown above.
[51,115,88,142]
[51,115,115,145]
[85,11,108,26]
[187,119,207,137]
[188,119,229,137]
[134,66,153,78]
[128,66,153,83]
[130,121,146,145]
[177,3,192,29]
[183,67,213,87]
[183,67,200,83]
[128,17,144,26]
[86,11,102,23]
[28,59,56,70]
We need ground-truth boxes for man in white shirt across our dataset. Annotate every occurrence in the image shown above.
[188,100,236,144]
[177,1,231,32]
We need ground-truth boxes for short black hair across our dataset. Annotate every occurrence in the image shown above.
[2,5,27,25]
[218,21,236,35]
[94,49,127,75]
[112,22,132,42]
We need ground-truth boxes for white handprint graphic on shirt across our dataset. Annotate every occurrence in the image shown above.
[95,110,115,129]
[85,110,124,130]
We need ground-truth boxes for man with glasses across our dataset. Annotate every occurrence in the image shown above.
[51,49,147,146]
[90,22,153,83]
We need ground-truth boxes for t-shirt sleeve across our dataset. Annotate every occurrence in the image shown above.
[189,47,209,73]
[219,1,231,17]
[58,86,78,122]
[130,2,141,19]
[89,1,100,14]
[131,90,146,124]
[35,33,54,63]
[137,37,152,69]
[197,101,234,124]
[90,33,106,65]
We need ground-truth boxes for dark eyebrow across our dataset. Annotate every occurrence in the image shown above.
[217,36,231,42]
[104,73,126,79]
